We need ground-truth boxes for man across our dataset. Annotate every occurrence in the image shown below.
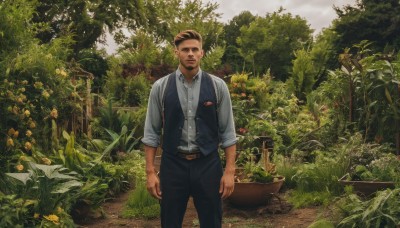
[142,29,237,228]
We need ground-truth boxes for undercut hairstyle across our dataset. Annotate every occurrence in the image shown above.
[174,30,202,48]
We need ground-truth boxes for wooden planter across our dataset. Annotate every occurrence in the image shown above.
[338,175,395,197]
[227,176,285,207]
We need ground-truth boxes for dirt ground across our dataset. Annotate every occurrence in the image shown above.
[77,190,321,228]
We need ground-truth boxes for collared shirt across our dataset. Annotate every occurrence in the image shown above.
[142,68,237,151]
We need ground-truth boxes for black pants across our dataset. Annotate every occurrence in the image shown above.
[159,151,223,228]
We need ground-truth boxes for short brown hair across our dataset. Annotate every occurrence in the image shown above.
[174,30,202,47]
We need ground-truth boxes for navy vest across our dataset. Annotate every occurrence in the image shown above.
[162,72,219,156]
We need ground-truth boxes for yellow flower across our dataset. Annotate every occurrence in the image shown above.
[43,214,59,224]
[42,157,51,165]
[20,156,27,161]
[20,87,26,92]
[26,130,32,137]
[57,207,63,214]
[12,106,19,114]
[24,110,30,117]
[22,80,28,85]
[6,138,14,147]
[29,121,36,129]
[55,68,61,75]
[13,130,19,138]
[8,128,15,136]
[24,142,32,151]
[50,108,58,119]
[42,90,50,99]
[34,213,40,219]
[16,164,24,171]
[34,82,43,89]
[60,70,67,77]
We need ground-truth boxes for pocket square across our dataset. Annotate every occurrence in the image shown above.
[203,101,214,106]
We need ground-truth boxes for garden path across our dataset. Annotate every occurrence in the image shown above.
[77,189,320,228]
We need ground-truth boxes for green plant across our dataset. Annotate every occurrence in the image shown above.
[336,188,400,227]
[0,194,34,227]
[5,162,82,216]
[121,183,160,219]
[274,154,299,189]
[289,190,333,208]
[100,125,141,161]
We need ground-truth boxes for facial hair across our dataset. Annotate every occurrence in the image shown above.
[180,59,196,71]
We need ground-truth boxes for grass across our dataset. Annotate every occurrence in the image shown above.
[121,183,160,219]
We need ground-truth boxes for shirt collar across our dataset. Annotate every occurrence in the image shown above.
[176,68,202,83]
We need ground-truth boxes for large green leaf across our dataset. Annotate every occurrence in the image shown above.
[5,173,31,185]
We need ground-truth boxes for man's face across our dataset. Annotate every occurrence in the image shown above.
[175,39,204,71]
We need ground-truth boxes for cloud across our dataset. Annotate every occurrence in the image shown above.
[208,0,357,33]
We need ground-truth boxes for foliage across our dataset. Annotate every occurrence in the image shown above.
[243,163,274,183]
[289,190,333,208]
[99,125,141,161]
[201,45,225,72]
[237,8,313,79]
[121,183,160,219]
[104,60,151,106]
[0,194,33,227]
[308,219,335,228]
[321,44,400,150]
[310,28,340,86]
[146,0,223,53]
[274,155,300,189]
[56,131,91,174]
[222,11,257,72]
[287,49,316,101]
[292,150,348,196]
[0,0,35,61]
[335,188,400,227]
[32,0,149,53]
[341,133,395,181]
[333,0,400,53]
[5,162,82,216]
[346,148,399,182]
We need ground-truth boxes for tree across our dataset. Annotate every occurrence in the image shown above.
[32,0,149,54]
[333,0,400,53]
[222,11,257,72]
[145,0,224,53]
[310,28,340,88]
[287,49,315,101]
[237,8,313,80]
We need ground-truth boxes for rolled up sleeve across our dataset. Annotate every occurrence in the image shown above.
[141,81,163,148]
[216,79,237,148]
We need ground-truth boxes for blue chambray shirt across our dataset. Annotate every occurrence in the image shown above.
[141,68,237,152]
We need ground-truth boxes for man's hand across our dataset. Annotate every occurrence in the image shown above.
[220,144,236,199]
[146,171,162,199]
[144,145,162,199]
[219,169,235,199]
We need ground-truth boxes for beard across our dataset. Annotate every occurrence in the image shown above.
[180,59,198,71]
[183,65,194,71]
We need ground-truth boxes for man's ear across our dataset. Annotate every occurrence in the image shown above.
[174,48,179,57]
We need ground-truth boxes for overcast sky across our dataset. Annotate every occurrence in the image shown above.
[101,0,358,54]
[207,0,357,34]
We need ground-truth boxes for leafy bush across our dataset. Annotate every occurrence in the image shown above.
[0,194,33,227]
[5,162,82,216]
[335,188,400,227]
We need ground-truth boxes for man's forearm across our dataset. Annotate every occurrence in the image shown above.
[144,145,158,175]
[224,144,236,174]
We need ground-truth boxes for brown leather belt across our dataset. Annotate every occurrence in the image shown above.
[177,149,202,160]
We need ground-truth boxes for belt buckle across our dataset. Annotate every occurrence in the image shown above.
[185,154,197,160]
